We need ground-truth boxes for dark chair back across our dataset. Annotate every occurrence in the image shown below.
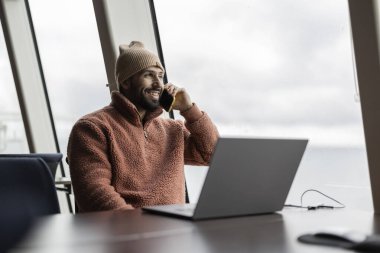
[0,157,60,252]
[0,153,63,179]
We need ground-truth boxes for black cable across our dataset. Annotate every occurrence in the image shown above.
[284,189,345,210]
[300,189,345,208]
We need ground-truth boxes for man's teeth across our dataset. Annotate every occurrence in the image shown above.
[147,90,160,95]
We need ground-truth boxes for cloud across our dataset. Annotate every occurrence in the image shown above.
[155,0,363,147]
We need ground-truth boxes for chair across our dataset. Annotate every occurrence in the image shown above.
[0,153,63,179]
[0,153,74,212]
[0,157,60,252]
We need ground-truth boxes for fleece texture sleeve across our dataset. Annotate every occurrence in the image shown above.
[67,119,132,212]
[180,103,219,165]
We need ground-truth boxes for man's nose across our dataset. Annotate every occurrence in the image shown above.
[152,75,163,86]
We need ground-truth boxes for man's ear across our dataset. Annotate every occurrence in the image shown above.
[120,79,131,91]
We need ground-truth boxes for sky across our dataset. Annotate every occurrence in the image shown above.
[154,0,364,147]
[0,0,366,151]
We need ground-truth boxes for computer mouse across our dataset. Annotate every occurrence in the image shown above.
[299,228,380,251]
[313,228,367,244]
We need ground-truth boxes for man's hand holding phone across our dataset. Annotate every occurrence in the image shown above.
[160,83,192,112]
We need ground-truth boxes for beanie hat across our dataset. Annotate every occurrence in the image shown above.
[115,41,164,88]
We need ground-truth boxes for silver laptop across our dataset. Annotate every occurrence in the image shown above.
[143,137,308,220]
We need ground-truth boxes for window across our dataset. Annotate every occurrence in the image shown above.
[28,0,109,172]
[0,22,29,153]
[155,0,371,209]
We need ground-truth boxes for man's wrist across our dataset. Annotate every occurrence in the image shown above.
[179,103,194,113]
[180,103,203,123]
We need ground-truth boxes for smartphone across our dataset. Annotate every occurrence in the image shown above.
[159,89,175,112]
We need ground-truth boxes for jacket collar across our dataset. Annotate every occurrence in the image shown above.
[110,91,163,126]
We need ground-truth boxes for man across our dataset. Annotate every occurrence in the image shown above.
[67,41,219,212]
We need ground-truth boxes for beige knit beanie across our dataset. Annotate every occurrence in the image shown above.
[115,41,164,88]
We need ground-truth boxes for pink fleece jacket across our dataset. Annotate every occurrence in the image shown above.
[67,91,219,212]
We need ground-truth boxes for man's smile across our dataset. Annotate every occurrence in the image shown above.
[144,88,161,100]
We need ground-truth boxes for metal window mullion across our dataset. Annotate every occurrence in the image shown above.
[0,0,57,153]
[348,0,380,213]
[148,0,174,120]
[93,0,118,93]
[1,0,73,213]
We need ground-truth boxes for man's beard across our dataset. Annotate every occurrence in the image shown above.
[140,91,160,111]
[121,83,160,111]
